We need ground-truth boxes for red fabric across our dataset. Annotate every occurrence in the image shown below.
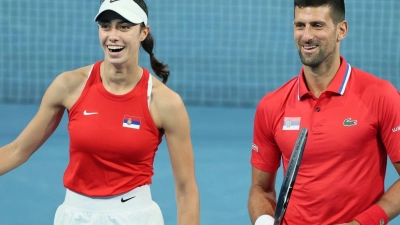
[64,61,162,196]
[250,57,400,224]
[354,204,388,225]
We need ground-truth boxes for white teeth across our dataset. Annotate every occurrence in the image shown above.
[108,46,124,50]
[304,46,316,50]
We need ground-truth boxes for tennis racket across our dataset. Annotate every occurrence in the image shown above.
[274,128,308,225]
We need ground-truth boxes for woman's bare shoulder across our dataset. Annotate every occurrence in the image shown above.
[152,77,184,110]
[48,64,96,108]
[54,64,94,91]
[58,64,93,83]
[150,76,190,131]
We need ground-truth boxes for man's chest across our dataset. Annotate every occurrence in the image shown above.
[274,94,378,164]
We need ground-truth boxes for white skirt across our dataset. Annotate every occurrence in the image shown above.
[54,185,164,225]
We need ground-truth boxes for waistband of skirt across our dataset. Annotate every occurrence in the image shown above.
[63,185,153,211]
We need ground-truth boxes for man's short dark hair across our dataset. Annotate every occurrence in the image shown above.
[294,0,345,24]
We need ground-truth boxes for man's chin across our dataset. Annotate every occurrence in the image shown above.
[299,54,321,68]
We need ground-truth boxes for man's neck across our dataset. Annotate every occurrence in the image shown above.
[303,56,341,98]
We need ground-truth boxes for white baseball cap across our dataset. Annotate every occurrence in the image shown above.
[94,0,148,25]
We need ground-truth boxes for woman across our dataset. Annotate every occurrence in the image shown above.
[0,0,200,224]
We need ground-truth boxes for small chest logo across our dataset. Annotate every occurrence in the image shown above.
[83,110,98,116]
[123,115,141,129]
[282,117,301,130]
[343,118,357,126]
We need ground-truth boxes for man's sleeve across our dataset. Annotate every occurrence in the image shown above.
[377,81,400,162]
[250,102,281,173]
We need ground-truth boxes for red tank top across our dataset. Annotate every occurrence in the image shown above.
[64,61,163,196]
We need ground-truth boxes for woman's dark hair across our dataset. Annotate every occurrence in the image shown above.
[135,0,170,84]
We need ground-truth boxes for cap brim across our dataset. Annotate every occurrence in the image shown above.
[95,7,144,24]
[94,0,147,25]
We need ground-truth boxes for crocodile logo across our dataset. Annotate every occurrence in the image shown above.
[343,118,357,126]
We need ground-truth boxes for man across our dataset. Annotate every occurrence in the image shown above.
[248,0,400,224]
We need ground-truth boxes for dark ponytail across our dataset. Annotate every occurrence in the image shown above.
[141,30,170,84]
[134,0,169,84]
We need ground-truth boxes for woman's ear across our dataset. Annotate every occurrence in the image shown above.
[141,25,150,41]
